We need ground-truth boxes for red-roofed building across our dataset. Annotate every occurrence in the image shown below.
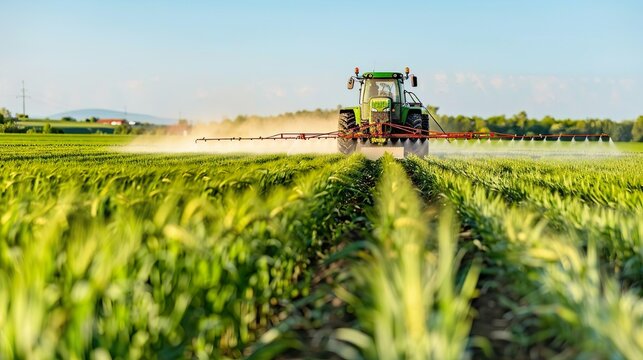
[97,118,128,126]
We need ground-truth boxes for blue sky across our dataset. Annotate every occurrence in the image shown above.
[1,0,641,121]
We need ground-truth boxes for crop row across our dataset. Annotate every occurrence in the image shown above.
[250,155,480,360]
[0,153,366,359]
[425,157,642,283]
[344,155,479,360]
[0,154,342,205]
[406,156,643,358]
[435,156,643,210]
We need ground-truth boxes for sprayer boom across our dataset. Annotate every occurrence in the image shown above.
[194,122,609,143]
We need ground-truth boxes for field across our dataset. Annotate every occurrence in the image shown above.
[15,120,119,134]
[0,134,641,359]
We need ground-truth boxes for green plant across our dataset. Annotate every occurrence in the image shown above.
[335,155,479,360]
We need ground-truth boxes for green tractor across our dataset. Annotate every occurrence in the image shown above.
[338,67,430,157]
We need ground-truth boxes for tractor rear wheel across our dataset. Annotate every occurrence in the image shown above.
[338,112,358,155]
[408,113,424,143]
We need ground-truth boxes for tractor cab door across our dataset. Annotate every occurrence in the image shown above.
[361,79,401,122]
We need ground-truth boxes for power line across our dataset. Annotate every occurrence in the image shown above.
[16,80,30,116]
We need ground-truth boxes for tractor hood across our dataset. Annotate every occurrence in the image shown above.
[369,97,391,112]
[369,97,392,127]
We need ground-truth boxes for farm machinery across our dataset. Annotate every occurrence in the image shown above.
[195,67,610,157]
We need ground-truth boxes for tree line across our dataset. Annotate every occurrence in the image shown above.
[427,108,643,142]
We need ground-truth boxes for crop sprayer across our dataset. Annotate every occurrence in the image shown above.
[195,67,610,157]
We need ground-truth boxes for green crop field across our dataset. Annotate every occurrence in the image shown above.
[0,134,134,145]
[615,141,643,152]
[14,120,119,134]
[0,135,641,359]
[17,120,114,128]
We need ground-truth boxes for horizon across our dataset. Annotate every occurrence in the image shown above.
[18,107,642,124]
[1,0,641,122]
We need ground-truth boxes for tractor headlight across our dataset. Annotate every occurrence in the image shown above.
[372,108,378,112]
[382,107,390,112]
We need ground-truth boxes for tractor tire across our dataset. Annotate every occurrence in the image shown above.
[408,113,424,143]
[422,114,430,132]
[338,112,358,155]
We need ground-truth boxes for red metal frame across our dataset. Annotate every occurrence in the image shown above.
[194,122,610,143]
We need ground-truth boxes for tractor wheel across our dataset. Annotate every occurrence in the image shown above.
[338,112,358,155]
[408,113,424,143]
[422,114,430,132]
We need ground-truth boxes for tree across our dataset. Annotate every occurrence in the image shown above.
[630,116,643,142]
[114,124,131,135]
[0,107,11,122]
[42,123,52,134]
[550,123,566,134]
[0,108,15,131]
[486,115,507,133]
[611,121,633,142]
[513,111,528,127]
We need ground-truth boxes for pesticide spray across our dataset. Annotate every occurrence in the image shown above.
[122,115,338,155]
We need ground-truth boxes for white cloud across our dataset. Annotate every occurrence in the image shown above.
[267,87,285,98]
[434,73,448,84]
[433,73,449,93]
[126,80,143,90]
[195,89,209,100]
[468,73,486,92]
[531,76,560,105]
[490,76,504,89]
[610,89,621,104]
[618,78,635,90]
[506,75,518,89]
[296,86,313,96]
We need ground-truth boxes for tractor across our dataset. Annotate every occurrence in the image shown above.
[337,67,430,157]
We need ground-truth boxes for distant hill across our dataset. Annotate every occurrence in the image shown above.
[48,109,175,125]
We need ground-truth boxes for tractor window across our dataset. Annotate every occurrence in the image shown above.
[362,79,399,103]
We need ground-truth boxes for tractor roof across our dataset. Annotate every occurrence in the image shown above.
[362,72,404,79]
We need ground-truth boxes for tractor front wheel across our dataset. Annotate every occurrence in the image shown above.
[338,112,358,155]
[408,113,424,143]
[422,114,430,132]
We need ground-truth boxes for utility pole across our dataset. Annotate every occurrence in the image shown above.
[16,80,28,117]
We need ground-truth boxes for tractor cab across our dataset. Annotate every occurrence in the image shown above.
[360,74,404,123]
[362,77,401,101]
[345,69,420,126]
